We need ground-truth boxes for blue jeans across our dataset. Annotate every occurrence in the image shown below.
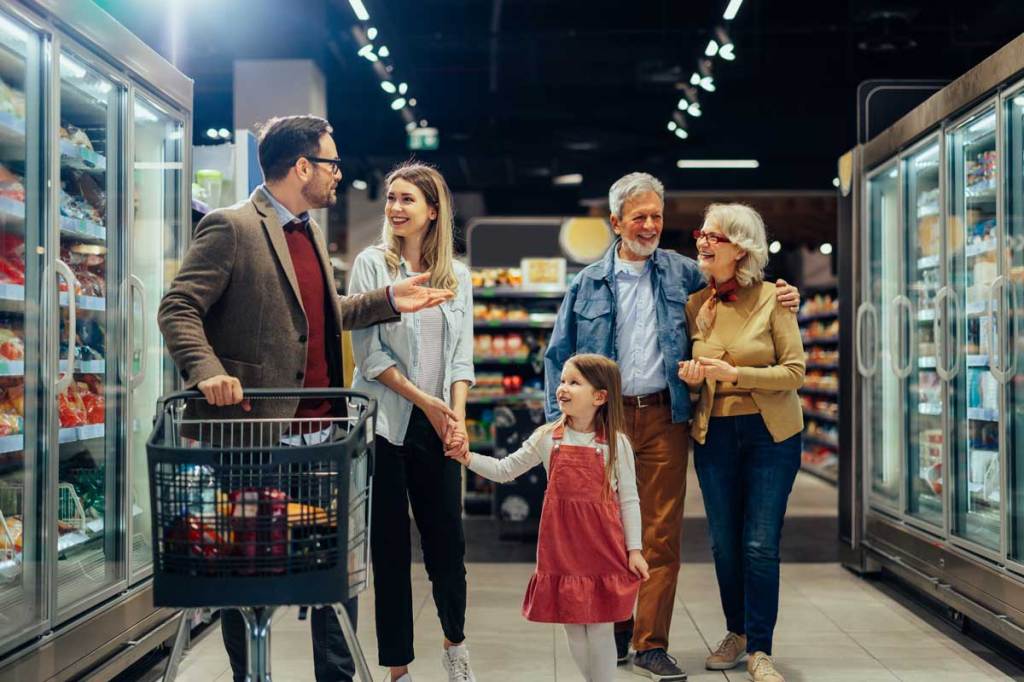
[693,414,801,655]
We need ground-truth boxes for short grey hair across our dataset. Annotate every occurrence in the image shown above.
[704,203,769,287]
[608,172,664,219]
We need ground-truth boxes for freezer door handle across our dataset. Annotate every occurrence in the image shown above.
[989,276,1011,384]
[948,289,963,380]
[856,301,878,377]
[934,286,951,382]
[127,274,147,389]
[54,260,77,392]
[890,295,913,379]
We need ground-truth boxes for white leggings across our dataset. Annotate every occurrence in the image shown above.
[563,623,616,682]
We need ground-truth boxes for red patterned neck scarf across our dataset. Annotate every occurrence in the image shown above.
[696,278,739,337]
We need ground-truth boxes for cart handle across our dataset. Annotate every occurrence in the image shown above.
[154,388,378,425]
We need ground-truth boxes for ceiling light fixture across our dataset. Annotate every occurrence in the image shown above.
[705,40,719,57]
[408,98,417,106]
[205,128,218,139]
[668,120,678,131]
[832,177,840,188]
[391,97,407,110]
[352,179,368,190]
[674,128,689,139]
[420,119,429,127]
[1015,95,1024,107]
[553,173,583,186]
[676,159,759,169]
[769,240,782,254]
[688,102,702,117]
[690,72,701,86]
[820,243,834,255]
[398,82,408,95]
[718,44,735,61]
[405,121,417,133]
[348,0,370,21]
[723,0,744,21]
[366,27,378,40]
[381,81,396,94]
[378,45,390,58]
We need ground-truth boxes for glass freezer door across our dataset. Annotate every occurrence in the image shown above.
[55,49,122,611]
[903,140,945,528]
[128,94,182,579]
[1006,90,1024,561]
[0,8,45,648]
[866,163,903,509]
[948,106,1001,552]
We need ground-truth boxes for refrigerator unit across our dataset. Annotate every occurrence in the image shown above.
[0,1,191,677]
[845,33,1024,647]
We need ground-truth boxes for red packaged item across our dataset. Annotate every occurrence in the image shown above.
[230,488,288,575]
[0,328,23,360]
[58,383,87,428]
[80,390,104,424]
[166,514,226,563]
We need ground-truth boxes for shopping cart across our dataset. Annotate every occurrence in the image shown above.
[146,388,376,682]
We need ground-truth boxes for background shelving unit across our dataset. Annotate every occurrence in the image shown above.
[799,286,839,483]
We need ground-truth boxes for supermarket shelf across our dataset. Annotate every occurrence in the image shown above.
[918,308,935,322]
[917,254,940,271]
[798,311,838,323]
[60,215,106,242]
[801,458,838,484]
[802,336,839,345]
[917,205,939,218]
[58,292,105,311]
[59,139,106,173]
[0,284,24,303]
[474,319,556,330]
[805,362,838,371]
[919,356,938,369]
[59,359,105,374]
[965,187,996,203]
[468,393,546,406]
[967,407,999,422]
[0,434,23,454]
[58,424,105,444]
[966,354,989,367]
[803,410,838,423]
[800,386,838,397]
[803,434,839,451]
[965,239,997,258]
[966,301,987,317]
[919,403,943,416]
[474,356,534,365]
[473,287,566,300]
[0,360,23,376]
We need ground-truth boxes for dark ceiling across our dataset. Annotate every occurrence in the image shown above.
[98,0,1024,211]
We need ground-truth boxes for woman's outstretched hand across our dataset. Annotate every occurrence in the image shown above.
[628,550,650,581]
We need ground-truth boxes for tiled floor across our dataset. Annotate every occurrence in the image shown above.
[168,472,1023,681]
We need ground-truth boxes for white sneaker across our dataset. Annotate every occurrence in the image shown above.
[442,643,477,682]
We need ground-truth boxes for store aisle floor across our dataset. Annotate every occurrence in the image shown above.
[161,473,1023,681]
[171,560,1020,681]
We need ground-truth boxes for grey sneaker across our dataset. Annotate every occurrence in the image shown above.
[748,651,785,682]
[632,648,687,681]
[442,643,476,682]
[706,631,747,670]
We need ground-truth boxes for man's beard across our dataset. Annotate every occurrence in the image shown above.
[621,235,659,258]
[301,180,337,209]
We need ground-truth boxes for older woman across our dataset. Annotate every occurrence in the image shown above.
[678,204,805,682]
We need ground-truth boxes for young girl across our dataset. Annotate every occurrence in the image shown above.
[447,353,648,682]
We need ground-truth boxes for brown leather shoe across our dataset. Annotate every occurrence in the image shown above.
[747,652,785,682]
[705,631,747,670]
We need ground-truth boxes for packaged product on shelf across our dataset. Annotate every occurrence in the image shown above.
[57,383,87,428]
[60,123,94,152]
[0,380,23,436]
[0,234,25,286]
[0,514,21,553]
[0,327,24,361]
[0,77,25,119]
[0,164,25,203]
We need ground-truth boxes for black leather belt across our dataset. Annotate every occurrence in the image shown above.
[622,388,670,409]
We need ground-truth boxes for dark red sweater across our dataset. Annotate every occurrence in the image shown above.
[284,224,332,419]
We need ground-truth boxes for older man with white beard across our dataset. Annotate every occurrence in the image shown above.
[544,172,799,681]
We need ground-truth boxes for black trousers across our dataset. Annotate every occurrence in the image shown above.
[222,599,358,682]
[372,407,467,667]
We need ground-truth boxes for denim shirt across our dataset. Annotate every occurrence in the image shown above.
[543,240,706,424]
[348,247,475,445]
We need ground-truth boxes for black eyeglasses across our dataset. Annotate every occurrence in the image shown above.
[302,156,343,175]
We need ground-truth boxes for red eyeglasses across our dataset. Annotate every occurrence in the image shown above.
[692,229,732,245]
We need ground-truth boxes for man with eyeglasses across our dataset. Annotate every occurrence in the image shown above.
[159,115,456,682]
[544,172,799,681]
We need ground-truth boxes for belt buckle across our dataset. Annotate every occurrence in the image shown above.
[635,394,646,409]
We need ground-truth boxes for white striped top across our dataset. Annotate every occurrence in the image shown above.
[413,306,446,398]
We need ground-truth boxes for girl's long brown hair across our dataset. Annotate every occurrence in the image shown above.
[379,162,459,292]
[550,353,628,494]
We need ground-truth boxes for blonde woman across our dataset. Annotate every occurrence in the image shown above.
[678,204,805,682]
[348,163,475,682]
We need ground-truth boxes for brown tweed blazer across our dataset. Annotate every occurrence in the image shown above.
[158,188,397,433]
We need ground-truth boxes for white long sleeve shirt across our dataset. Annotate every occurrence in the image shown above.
[467,426,642,551]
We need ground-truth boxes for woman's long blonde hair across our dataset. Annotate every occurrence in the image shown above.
[547,353,628,495]
[379,162,458,292]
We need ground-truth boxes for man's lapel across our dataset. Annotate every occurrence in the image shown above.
[251,188,305,314]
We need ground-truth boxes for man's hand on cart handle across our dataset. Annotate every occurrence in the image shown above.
[391,271,455,313]
[197,374,252,411]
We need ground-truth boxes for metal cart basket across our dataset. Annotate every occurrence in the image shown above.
[146,388,376,681]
